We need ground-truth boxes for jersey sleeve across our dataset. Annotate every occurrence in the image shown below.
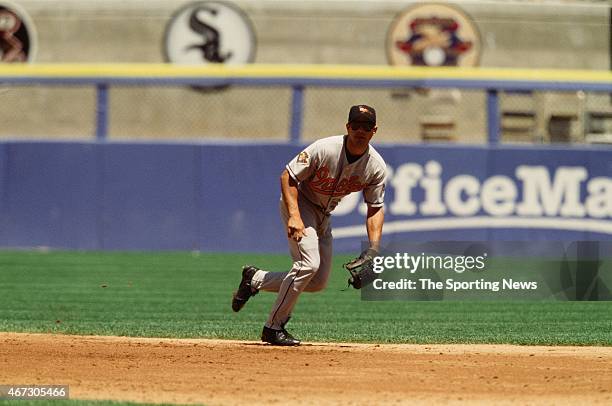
[286,143,318,182]
[363,167,386,208]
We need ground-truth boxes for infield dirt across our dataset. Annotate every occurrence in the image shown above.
[1,332,611,405]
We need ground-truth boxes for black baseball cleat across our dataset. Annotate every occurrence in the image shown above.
[231,265,259,312]
[261,326,301,346]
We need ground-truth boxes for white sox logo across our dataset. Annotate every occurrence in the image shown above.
[0,2,36,62]
[163,1,256,66]
[185,4,232,63]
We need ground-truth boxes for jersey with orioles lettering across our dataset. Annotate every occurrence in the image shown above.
[285,135,386,214]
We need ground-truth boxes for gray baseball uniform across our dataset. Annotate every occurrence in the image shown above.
[250,134,386,329]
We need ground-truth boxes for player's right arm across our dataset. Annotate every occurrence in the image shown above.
[281,169,305,241]
[284,143,320,242]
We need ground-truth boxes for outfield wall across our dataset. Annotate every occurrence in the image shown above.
[0,142,610,253]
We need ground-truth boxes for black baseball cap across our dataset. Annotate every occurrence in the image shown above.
[348,105,376,125]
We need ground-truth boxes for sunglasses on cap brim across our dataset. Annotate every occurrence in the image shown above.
[349,121,375,131]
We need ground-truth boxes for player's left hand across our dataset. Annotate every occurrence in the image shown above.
[343,248,378,289]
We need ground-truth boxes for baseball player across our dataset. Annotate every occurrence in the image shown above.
[232,105,386,346]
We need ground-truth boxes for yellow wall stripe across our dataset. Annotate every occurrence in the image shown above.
[0,64,609,84]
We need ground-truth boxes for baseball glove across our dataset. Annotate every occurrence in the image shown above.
[344,248,378,289]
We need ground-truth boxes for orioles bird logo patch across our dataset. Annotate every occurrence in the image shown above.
[297,151,309,165]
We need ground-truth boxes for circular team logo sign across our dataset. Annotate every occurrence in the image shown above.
[387,3,481,67]
[0,1,36,62]
[163,1,256,65]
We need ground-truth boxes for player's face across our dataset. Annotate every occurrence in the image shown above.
[346,121,377,147]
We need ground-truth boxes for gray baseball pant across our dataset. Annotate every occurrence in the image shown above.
[250,196,332,330]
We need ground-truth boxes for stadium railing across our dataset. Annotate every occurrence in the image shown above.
[0,63,610,144]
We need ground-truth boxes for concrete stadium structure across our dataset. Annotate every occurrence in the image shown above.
[1,0,610,143]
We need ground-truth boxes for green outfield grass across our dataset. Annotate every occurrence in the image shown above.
[0,250,610,345]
